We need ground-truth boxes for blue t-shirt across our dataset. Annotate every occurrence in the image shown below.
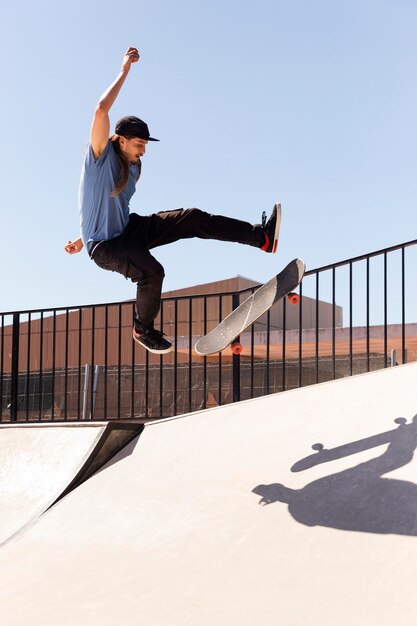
[79,140,140,251]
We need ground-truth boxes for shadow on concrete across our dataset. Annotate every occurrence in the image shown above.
[95,434,142,474]
[253,415,417,535]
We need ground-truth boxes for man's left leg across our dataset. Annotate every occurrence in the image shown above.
[145,204,280,252]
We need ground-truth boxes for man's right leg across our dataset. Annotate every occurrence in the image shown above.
[92,222,172,353]
[125,251,165,332]
[121,226,173,353]
[126,255,173,354]
[92,226,165,331]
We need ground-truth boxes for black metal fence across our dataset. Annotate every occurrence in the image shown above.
[2,238,417,422]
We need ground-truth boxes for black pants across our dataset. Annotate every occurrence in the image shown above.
[92,208,264,332]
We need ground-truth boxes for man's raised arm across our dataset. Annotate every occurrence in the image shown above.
[90,47,140,159]
[65,47,140,256]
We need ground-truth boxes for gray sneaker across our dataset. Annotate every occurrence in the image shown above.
[132,327,173,354]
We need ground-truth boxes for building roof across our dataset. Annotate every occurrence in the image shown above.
[162,275,259,298]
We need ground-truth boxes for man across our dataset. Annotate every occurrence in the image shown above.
[65,47,280,354]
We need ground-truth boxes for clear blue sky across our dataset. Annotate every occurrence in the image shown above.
[1,0,416,313]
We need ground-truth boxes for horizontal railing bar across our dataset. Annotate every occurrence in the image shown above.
[1,238,417,317]
[304,238,417,276]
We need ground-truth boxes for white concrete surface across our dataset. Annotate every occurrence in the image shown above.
[0,423,107,545]
[2,363,417,625]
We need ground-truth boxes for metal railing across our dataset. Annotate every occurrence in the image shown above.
[1,238,417,422]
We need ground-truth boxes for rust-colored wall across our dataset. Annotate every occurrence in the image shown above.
[0,275,342,374]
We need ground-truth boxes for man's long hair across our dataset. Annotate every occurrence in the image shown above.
[110,135,141,197]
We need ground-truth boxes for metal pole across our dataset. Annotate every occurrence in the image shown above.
[91,365,100,419]
[10,314,20,422]
[82,364,91,420]
[232,294,241,403]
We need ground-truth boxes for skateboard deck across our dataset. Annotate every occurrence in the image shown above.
[195,258,305,356]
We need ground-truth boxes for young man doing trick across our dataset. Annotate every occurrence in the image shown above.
[65,47,280,354]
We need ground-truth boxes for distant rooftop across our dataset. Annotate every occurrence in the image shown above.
[162,275,259,298]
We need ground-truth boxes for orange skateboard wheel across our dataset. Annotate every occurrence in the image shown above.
[288,292,300,305]
[231,342,243,355]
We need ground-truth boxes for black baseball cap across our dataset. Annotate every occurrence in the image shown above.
[115,116,159,141]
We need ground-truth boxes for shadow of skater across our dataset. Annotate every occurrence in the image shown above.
[253,415,417,536]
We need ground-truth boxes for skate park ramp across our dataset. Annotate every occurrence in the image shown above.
[2,363,417,625]
[0,421,143,546]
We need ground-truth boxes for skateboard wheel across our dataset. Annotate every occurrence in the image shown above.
[231,342,243,355]
[288,292,300,305]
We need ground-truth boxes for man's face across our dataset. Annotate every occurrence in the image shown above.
[119,136,148,163]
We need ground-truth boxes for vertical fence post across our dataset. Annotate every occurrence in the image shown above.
[10,313,20,422]
[401,247,406,365]
[82,364,91,420]
[91,365,100,419]
[232,294,241,403]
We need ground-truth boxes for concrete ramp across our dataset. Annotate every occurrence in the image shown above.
[0,421,143,546]
[1,364,417,625]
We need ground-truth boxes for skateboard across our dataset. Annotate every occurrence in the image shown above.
[195,258,305,356]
